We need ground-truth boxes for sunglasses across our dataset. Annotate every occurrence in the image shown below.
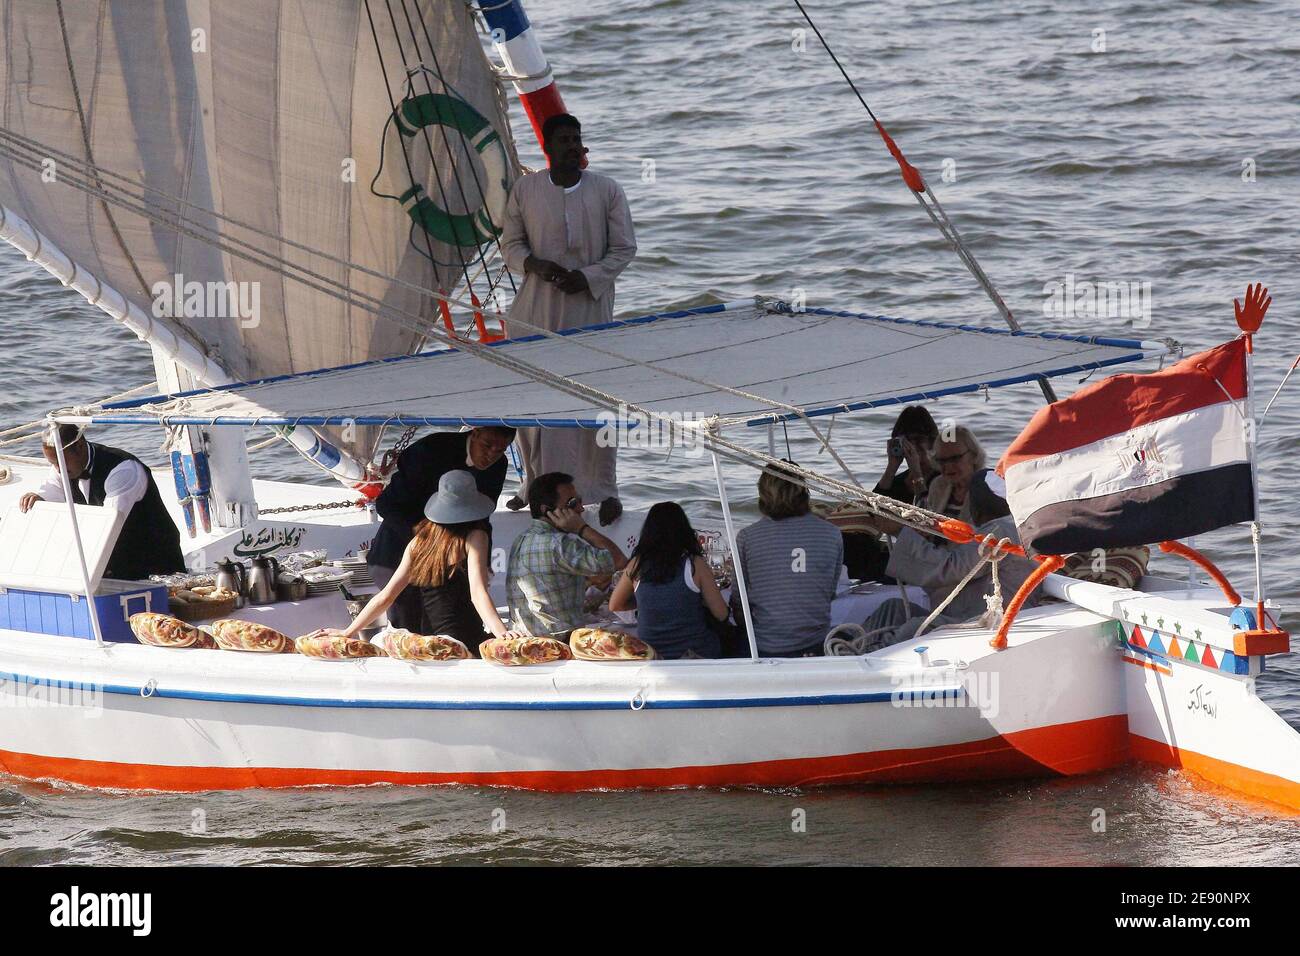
[936,450,970,466]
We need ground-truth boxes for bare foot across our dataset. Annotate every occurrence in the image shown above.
[598,496,623,526]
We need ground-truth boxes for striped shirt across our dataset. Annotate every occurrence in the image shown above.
[506,519,615,636]
[732,513,843,654]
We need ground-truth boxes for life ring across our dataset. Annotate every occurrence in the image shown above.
[393,92,511,249]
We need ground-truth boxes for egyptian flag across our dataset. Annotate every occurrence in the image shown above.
[998,337,1254,557]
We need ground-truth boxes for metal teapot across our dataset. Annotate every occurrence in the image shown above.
[214,558,247,607]
[247,555,282,605]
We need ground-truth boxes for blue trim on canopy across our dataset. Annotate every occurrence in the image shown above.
[89,414,614,428]
[801,308,1148,351]
[89,300,1159,429]
[740,351,1147,426]
[102,302,734,411]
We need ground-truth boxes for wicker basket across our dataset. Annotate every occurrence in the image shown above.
[169,595,239,622]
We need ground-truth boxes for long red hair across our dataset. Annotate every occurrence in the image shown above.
[407,520,480,588]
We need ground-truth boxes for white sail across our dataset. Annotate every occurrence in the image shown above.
[0,0,520,466]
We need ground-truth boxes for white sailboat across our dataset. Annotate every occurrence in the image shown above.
[0,0,1295,810]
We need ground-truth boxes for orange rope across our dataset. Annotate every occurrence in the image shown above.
[1157,540,1241,606]
[938,518,1029,557]
[990,555,1064,650]
[437,290,455,334]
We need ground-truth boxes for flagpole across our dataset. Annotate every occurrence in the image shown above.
[1245,333,1266,628]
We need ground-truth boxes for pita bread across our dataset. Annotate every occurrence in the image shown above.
[296,630,388,660]
[570,627,656,661]
[479,635,573,666]
[129,612,217,649]
[382,629,471,661]
[209,619,294,653]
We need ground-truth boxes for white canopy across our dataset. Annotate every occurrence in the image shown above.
[91,301,1165,430]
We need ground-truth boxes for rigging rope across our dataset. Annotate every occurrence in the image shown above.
[790,0,1058,405]
[53,0,152,303]
[0,383,156,447]
[912,534,1010,639]
[0,117,1023,555]
[402,0,517,294]
[364,0,471,313]
[0,130,870,484]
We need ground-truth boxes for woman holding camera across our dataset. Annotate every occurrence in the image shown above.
[875,405,941,504]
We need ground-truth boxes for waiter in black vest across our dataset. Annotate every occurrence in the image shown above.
[20,424,186,580]
[368,425,516,630]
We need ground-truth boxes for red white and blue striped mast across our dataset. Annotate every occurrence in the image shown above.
[476,0,572,156]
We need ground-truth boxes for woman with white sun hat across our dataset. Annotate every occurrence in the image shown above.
[343,470,528,654]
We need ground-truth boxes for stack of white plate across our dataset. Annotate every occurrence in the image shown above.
[332,557,374,589]
[302,567,355,597]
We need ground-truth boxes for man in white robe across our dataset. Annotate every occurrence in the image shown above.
[501,113,637,525]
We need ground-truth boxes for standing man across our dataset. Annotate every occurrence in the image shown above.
[367,426,516,630]
[500,113,637,526]
[20,425,186,580]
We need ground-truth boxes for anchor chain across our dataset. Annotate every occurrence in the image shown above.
[258,498,370,515]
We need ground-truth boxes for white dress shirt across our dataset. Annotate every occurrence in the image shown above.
[38,444,149,514]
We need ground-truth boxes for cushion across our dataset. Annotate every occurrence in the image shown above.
[1062,546,1150,590]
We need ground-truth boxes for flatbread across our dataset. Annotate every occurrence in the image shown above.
[382,628,471,661]
[479,635,573,666]
[295,630,388,660]
[209,619,294,653]
[570,627,656,661]
[129,612,217,649]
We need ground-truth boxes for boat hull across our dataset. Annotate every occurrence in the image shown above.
[0,607,1130,792]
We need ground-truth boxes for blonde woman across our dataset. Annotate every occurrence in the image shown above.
[344,470,526,655]
[923,425,987,523]
[729,461,844,657]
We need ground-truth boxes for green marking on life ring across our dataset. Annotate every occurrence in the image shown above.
[392,92,510,249]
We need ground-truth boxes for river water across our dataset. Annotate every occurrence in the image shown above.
[2,0,1299,864]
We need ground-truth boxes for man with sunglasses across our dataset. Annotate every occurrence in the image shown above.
[506,471,628,637]
[367,426,517,630]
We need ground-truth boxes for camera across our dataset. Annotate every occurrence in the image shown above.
[888,437,905,457]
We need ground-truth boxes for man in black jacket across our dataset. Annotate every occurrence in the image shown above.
[20,424,186,580]
[367,426,516,629]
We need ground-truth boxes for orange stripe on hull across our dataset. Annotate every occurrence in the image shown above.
[1122,654,1172,676]
[1129,733,1300,814]
[0,715,1129,792]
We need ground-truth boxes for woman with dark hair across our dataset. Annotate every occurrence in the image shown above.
[875,405,940,504]
[343,470,526,655]
[609,502,729,659]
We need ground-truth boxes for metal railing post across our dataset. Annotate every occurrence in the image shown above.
[710,437,759,661]
[48,418,105,647]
